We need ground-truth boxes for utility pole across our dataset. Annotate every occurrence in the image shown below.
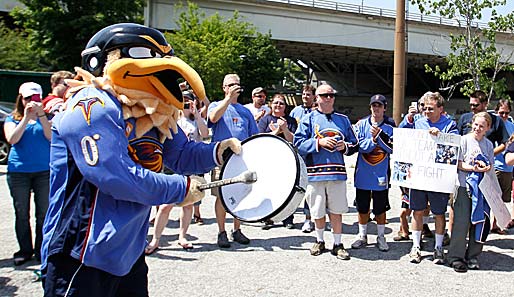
[393,0,406,124]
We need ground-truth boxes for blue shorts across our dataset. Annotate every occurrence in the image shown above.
[409,189,449,215]
[42,253,148,297]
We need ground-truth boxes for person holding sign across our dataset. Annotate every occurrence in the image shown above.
[448,112,494,272]
[407,92,458,264]
[351,94,394,252]
[294,84,359,260]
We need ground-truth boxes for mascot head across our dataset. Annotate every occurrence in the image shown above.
[81,23,206,110]
[74,23,206,141]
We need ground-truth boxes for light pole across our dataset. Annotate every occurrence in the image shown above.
[393,0,406,125]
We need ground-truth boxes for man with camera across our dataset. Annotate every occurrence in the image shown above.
[208,73,259,248]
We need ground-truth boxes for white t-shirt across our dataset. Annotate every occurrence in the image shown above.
[177,116,206,142]
[457,134,494,186]
[244,103,270,123]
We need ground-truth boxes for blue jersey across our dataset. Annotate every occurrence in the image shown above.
[414,114,458,134]
[294,109,359,181]
[289,105,312,123]
[354,116,394,190]
[208,102,258,142]
[41,86,217,276]
[494,120,514,172]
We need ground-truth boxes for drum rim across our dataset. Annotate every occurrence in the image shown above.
[219,134,301,223]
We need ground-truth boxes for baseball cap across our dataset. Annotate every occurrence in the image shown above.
[182,91,194,101]
[19,82,43,98]
[252,87,265,96]
[369,94,387,106]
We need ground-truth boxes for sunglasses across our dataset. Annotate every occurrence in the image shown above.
[498,111,510,115]
[422,107,435,111]
[253,94,265,98]
[226,83,240,88]
[469,103,480,108]
[272,101,285,105]
[318,93,336,98]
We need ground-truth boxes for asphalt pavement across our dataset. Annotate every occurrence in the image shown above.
[1,156,514,297]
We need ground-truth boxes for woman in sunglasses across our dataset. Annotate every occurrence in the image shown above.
[4,82,51,266]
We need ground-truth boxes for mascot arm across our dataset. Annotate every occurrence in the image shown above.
[61,88,188,205]
[162,126,218,175]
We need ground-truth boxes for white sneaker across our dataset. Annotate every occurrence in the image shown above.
[377,236,389,252]
[301,220,313,233]
[351,235,368,249]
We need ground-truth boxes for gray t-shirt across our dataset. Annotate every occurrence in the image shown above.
[457,134,495,186]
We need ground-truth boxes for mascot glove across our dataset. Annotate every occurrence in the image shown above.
[178,175,206,207]
[217,138,242,165]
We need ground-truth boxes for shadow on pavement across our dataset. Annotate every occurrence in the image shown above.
[478,250,514,272]
[0,276,17,297]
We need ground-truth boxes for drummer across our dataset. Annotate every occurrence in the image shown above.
[294,84,359,260]
[258,93,298,229]
[208,73,259,248]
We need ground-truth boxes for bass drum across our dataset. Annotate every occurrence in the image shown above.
[219,134,307,223]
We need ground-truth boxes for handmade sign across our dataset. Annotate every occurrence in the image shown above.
[390,128,460,193]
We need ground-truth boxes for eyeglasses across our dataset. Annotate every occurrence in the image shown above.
[419,103,425,107]
[226,83,240,88]
[469,103,480,108]
[272,101,285,105]
[318,93,336,98]
[422,107,434,111]
[253,94,265,98]
[498,111,510,115]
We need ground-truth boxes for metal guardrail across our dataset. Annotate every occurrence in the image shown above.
[265,0,487,28]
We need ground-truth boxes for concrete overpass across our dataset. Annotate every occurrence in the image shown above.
[145,0,514,99]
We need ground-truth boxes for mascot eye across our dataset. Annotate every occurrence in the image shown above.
[127,47,163,59]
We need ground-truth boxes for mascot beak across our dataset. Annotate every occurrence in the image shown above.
[106,56,206,110]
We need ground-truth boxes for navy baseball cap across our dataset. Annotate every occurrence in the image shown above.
[370,94,387,106]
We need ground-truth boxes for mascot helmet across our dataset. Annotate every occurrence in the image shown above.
[81,23,173,77]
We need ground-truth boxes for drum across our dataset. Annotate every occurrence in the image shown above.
[219,134,307,222]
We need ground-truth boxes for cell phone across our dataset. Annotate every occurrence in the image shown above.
[410,101,418,109]
[238,86,245,94]
[184,103,190,109]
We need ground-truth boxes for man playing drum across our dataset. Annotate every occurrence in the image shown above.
[294,84,359,260]
[208,73,259,248]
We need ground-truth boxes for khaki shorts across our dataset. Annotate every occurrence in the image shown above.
[496,170,512,203]
[306,180,348,219]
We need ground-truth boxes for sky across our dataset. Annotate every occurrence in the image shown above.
[338,0,514,22]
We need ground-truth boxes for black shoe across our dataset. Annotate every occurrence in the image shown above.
[232,229,250,245]
[217,231,231,248]
[261,219,274,230]
[13,251,32,266]
[422,224,434,238]
[452,260,468,273]
[284,223,294,229]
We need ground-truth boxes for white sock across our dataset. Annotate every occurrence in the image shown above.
[333,233,342,245]
[412,230,422,248]
[315,228,324,242]
[358,223,368,237]
[423,216,429,225]
[377,224,385,237]
[435,233,444,249]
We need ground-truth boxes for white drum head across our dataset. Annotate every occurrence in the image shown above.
[220,134,300,222]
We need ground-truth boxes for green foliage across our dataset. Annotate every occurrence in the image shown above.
[411,0,514,99]
[10,0,145,71]
[0,23,44,70]
[166,2,282,101]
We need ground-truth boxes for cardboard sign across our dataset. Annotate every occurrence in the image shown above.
[480,170,512,229]
[390,128,460,193]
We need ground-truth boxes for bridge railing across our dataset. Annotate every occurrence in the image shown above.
[266,0,487,28]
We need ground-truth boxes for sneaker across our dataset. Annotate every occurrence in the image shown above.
[232,229,250,245]
[261,219,274,230]
[433,247,445,265]
[467,258,480,270]
[351,236,368,249]
[377,236,389,252]
[284,223,294,229]
[217,231,231,248]
[301,220,314,233]
[310,241,326,256]
[409,246,422,263]
[443,232,451,246]
[422,224,434,238]
[332,244,350,260]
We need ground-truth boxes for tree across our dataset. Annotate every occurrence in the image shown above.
[0,23,45,70]
[166,2,282,100]
[10,0,145,71]
[410,0,514,100]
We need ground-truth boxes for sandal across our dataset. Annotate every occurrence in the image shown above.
[193,215,204,225]
[506,220,514,229]
[452,260,468,273]
[393,232,410,241]
[491,227,507,235]
[145,240,159,255]
[178,241,194,250]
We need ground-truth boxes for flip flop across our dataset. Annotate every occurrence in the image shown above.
[178,242,194,250]
[145,244,159,255]
[491,227,507,235]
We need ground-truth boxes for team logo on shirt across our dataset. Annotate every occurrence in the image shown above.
[314,126,344,152]
[362,146,386,165]
[73,96,105,126]
[128,136,163,172]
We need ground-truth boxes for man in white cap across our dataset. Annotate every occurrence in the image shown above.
[244,87,270,123]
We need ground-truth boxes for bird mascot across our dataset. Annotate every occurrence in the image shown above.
[40,23,240,296]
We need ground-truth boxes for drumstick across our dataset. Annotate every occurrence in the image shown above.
[197,170,257,191]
